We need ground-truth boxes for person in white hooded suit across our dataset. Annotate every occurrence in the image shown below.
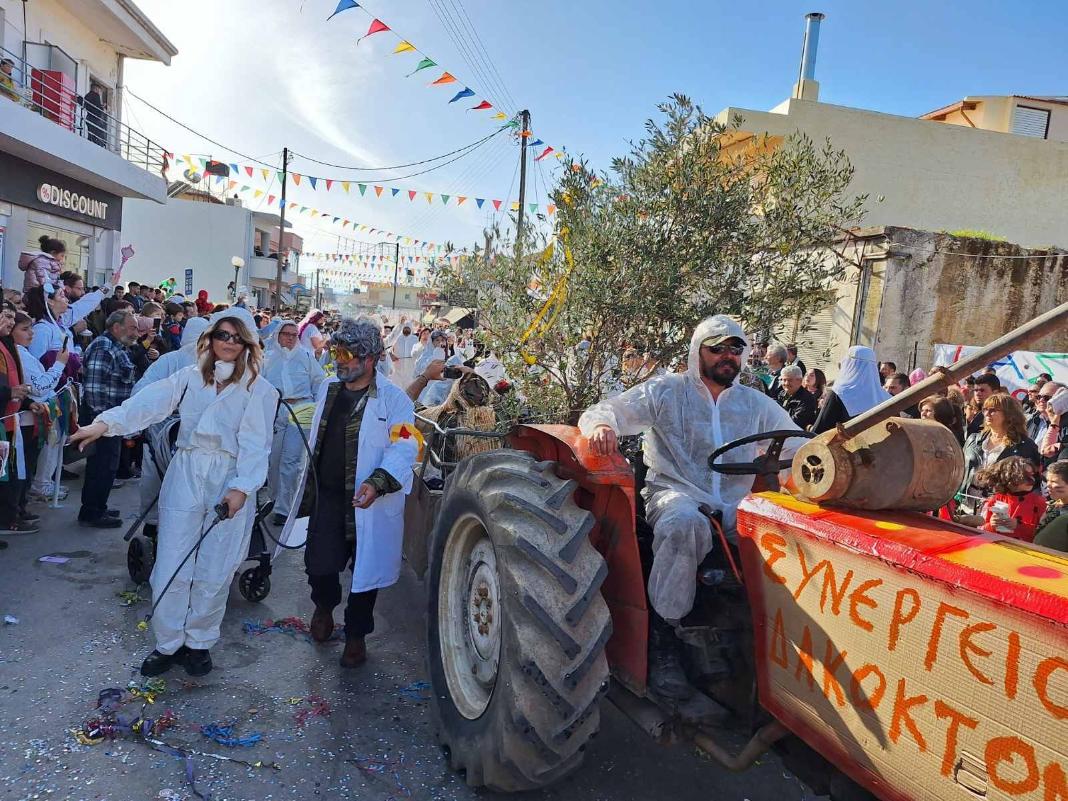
[70,308,277,678]
[263,320,326,524]
[578,315,801,700]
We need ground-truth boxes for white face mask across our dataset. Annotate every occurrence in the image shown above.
[281,342,300,360]
[214,360,236,383]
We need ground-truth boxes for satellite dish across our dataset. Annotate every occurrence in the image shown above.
[183,168,202,183]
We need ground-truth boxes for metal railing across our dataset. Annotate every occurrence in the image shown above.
[1,43,168,176]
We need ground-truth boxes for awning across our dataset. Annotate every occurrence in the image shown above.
[443,307,473,324]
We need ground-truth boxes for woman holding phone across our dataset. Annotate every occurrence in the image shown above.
[70,308,276,677]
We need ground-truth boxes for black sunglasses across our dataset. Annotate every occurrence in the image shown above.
[703,343,745,356]
[211,329,246,344]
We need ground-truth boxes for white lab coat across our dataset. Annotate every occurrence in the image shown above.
[299,322,322,353]
[96,365,278,653]
[390,331,420,388]
[276,377,417,593]
[578,316,801,620]
[27,291,103,359]
[263,344,326,517]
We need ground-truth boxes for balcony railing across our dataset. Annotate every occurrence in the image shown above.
[1,43,168,176]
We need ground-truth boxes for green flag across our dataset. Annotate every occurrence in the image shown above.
[407,57,436,77]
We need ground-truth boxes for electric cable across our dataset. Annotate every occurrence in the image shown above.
[426,0,511,115]
[288,126,508,171]
[441,0,520,113]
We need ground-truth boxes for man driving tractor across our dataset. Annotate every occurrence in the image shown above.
[579,315,801,701]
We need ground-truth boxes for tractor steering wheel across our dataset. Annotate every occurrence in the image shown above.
[707,430,816,477]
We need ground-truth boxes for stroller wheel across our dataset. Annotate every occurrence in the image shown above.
[127,535,155,585]
[239,568,271,602]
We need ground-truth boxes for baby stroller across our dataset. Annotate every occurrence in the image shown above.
[124,415,276,602]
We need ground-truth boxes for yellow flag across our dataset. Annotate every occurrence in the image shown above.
[342,181,351,193]
[393,40,416,54]
[492,112,507,120]
[260,168,269,181]
[425,192,434,203]
[254,190,263,198]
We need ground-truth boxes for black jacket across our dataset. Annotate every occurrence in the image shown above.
[960,431,1042,506]
[777,386,818,430]
[812,391,852,434]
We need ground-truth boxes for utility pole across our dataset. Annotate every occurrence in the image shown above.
[273,146,289,313]
[390,242,401,311]
[515,109,530,259]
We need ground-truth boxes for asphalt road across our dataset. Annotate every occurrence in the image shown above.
[0,470,809,801]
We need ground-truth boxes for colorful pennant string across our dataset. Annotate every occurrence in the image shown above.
[327,0,360,21]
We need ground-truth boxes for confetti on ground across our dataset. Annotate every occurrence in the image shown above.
[37,555,70,563]
[200,723,263,748]
[3,614,18,625]
[242,616,342,643]
[397,681,431,702]
[292,695,331,727]
[349,756,412,800]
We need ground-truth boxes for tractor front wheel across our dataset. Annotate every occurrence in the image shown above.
[427,450,611,792]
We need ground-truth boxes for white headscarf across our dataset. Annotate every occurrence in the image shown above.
[180,316,209,349]
[834,345,891,416]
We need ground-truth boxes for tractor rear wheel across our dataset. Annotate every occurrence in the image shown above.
[427,450,611,791]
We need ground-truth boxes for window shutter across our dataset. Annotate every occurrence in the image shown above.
[1012,106,1050,138]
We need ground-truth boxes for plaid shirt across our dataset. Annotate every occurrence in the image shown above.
[83,332,137,414]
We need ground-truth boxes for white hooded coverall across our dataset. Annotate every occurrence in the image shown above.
[95,363,277,654]
[263,335,326,517]
[578,316,801,621]
[387,329,420,388]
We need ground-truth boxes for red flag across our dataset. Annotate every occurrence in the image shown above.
[358,18,390,43]
[408,190,417,201]
[325,179,333,191]
[268,194,276,206]
[492,199,502,211]
[470,100,492,111]
[244,166,253,177]
[535,146,554,161]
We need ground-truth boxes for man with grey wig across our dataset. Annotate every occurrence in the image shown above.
[281,316,418,668]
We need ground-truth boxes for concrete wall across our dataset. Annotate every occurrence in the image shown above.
[716,98,1068,248]
[120,199,253,303]
[846,228,1068,373]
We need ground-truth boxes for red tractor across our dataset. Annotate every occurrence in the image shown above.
[408,304,1068,800]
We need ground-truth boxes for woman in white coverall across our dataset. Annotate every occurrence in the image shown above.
[70,308,277,678]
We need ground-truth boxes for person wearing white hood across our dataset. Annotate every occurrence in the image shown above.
[264,321,326,525]
[128,315,210,538]
[386,319,420,388]
[578,315,801,700]
[811,345,891,435]
[70,307,277,678]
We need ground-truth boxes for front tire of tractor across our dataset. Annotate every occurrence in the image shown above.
[427,450,611,792]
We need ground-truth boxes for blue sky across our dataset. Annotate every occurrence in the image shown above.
[124,0,1068,265]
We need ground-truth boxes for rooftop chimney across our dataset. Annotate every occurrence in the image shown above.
[792,12,825,102]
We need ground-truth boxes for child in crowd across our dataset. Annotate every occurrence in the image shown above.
[975,456,1046,542]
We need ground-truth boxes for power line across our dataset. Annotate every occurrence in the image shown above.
[287,125,509,171]
[425,0,512,115]
[442,0,520,113]
[125,88,279,168]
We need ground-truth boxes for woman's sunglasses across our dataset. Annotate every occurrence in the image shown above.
[211,329,246,344]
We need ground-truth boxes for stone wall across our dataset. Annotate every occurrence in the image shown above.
[873,227,1068,371]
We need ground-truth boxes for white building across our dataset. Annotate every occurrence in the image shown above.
[120,187,304,306]
[0,0,177,288]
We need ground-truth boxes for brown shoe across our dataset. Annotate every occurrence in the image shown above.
[309,606,334,643]
[340,637,366,668]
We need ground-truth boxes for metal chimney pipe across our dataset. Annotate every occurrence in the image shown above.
[798,12,825,83]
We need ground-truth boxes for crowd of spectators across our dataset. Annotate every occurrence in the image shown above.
[754,339,1068,551]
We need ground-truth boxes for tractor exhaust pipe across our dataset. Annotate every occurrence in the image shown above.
[606,684,672,743]
[694,720,789,772]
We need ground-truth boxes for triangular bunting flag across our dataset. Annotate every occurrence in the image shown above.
[292,173,302,185]
[440,194,450,204]
[448,87,475,103]
[408,190,417,201]
[261,168,270,181]
[470,101,493,111]
[475,198,485,209]
[229,163,239,174]
[277,171,285,183]
[528,139,544,148]
[326,179,333,191]
[268,195,276,206]
[308,176,318,189]
[327,0,359,21]
[391,188,400,197]
[430,72,456,86]
[244,166,253,177]
[342,181,350,193]
[529,203,538,213]
[374,186,383,197]
[358,184,367,195]
[492,112,508,120]
[393,40,416,54]
[492,200,502,211]
[547,204,556,216]
[358,18,390,44]
[254,190,263,198]
[407,57,436,77]
[457,196,467,205]
[425,192,434,203]
[535,146,554,161]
